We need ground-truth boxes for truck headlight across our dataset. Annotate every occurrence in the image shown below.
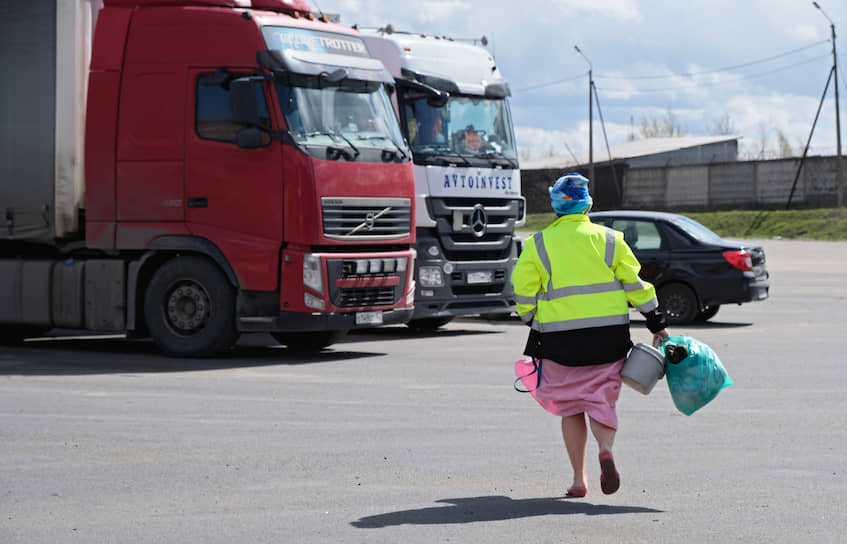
[304,292,325,310]
[303,253,323,294]
[419,266,444,287]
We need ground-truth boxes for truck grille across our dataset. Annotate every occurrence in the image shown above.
[337,287,396,307]
[322,197,411,240]
[325,257,407,309]
[427,197,520,261]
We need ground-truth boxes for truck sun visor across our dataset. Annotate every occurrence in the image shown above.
[484,81,511,98]
[258,49,394,84]
[400,68,460,95]
[259,27,393,84]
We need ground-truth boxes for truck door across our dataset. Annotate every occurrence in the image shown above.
[184,69,284,291]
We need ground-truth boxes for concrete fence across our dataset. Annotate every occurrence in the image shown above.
[521,156,843,213]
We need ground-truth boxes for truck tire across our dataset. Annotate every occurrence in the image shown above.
[271,331,346,353]
[658,283,699,325]
[143,256,238,357]
[406,316,454,332]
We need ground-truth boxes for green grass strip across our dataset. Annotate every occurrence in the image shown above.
[520,208,847,240]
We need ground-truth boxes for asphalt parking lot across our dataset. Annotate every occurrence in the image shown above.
[1,239,845,543]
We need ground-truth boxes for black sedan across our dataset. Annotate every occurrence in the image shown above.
[589,210,769,325]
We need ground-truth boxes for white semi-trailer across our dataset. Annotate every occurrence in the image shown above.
[362,28,524,330]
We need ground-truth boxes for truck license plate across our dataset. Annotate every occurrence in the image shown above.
[355,311,383,325]
[467,271,493,284]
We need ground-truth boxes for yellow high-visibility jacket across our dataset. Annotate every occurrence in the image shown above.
[512,214,659,364]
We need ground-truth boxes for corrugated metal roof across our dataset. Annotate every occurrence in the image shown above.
[521,135,739,170]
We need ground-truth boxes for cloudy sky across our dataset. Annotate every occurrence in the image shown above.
[315,0,847,162]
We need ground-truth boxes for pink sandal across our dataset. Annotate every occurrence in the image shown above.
[565,484,587,498]
[599,453,620,495]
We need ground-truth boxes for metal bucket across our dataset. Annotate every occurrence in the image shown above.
[621,343,665,395]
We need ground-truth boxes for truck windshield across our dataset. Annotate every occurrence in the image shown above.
[275,78,405,155]
[403,95,517,165]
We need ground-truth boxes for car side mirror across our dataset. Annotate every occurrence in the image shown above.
[236,127,264,149]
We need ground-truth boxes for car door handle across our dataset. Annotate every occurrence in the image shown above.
[187,197,208,208]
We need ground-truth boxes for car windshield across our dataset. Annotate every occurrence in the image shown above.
[670,215,725,244]
[274,78,405,151]
[403,95,517,161]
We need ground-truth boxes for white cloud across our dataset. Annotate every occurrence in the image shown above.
[551,0,642,22]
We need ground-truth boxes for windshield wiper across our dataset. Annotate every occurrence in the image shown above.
[433,152,471,166]
[355,135,408,161]
[300,131,360,161]
[477,151,516,168]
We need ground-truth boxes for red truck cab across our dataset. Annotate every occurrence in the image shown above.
[77,0,415,355]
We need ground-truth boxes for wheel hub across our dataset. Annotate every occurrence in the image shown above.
[166,282,211,334]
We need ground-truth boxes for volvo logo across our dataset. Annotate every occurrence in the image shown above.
[470,204,488,238]
[348,206,392,236]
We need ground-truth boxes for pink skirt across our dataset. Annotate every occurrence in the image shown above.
[515,357,625,429]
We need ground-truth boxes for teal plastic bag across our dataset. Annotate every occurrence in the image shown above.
[658,335,732,416]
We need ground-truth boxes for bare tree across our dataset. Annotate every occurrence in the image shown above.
[638,108,686,139]
[711,112,735,136]
[755,123,769,159]
[776,130,795,158]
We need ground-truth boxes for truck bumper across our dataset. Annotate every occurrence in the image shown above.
[238,307,414,333]
[412,232,518,320]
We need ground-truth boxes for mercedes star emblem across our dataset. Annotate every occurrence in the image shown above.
[470,204,487,238]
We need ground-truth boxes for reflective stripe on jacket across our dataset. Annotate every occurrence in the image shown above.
[512,214,658,333]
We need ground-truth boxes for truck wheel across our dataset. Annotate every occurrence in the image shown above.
[658,283,699,325]
[144,256,238,357]
[0,326,48,345]
[695,305,720,322]
[271,331,346,353]
[406,317,454,332]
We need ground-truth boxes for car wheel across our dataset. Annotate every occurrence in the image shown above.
[271,331,346,352]
[658,283,699,325]
[144,256,239,358]
[406,317,454,332]
[695,305,720,322]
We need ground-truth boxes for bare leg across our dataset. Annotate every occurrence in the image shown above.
[561,414,588,493]
[588,417,616,456]
[589,417,620,494]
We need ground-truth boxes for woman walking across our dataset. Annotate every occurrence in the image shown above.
[512,173,668,497]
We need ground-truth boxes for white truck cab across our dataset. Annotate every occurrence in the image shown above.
[361,28,524,329]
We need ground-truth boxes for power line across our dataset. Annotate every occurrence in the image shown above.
[595,39,830,80]
[515,71,587,93]
[597,53,831,94]
[516,39,830,93]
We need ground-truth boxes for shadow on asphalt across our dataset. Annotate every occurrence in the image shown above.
[0,334,388,376]
[0,321,512,375]
[629,317,753,329]
[351,495,663,527]
[344,324,506,343]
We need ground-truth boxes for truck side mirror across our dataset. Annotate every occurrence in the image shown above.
[319,68,348,85]
[230,78,261,126]
[426,94,448,108]
[236,127,265,149]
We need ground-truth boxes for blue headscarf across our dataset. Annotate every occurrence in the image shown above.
[549,173,593,216]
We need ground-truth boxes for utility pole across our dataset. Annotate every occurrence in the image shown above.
[574,45,594,183]
[814,2,844,205]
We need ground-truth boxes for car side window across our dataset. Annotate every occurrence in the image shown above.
[196,73,270,144]
[611,219,662,250]
[659,222,695,249]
